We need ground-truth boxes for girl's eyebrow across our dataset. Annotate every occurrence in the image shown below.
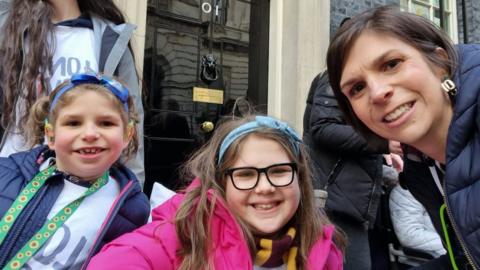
[340,49,398,90]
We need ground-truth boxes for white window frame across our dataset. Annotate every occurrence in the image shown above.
[400,0,458,43]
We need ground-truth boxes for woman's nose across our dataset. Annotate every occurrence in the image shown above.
[369,79,393,104]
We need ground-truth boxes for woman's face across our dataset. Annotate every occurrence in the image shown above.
[339,31,452,148]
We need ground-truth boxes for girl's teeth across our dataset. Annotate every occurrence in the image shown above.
[79,148,100,154]
[385,103,412,122]
[255,203,275,210]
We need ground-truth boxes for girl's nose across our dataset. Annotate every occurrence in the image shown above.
[254,173,275,194]
[81,124,100,141]
[369,79,393,104]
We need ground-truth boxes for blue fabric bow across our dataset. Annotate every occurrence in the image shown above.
[50,73,130,113]
[217,116,302,164]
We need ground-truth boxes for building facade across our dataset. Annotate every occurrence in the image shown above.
[115,0,480,194]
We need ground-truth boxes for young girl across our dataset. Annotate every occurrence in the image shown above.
[326,6,479,269]
[0,73,149,269]
[88,115,344,270]
[0,0,145,185]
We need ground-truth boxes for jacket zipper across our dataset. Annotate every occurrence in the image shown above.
[0,185,48,268]
[364,161,383,228]
[442,181,477,269]
[80,181,134,270]
[364,179,378,228]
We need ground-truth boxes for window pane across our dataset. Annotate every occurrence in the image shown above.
[433,0,439,8]
[412,3,431,19]
[443,12,451,34]
[434,8,441,27]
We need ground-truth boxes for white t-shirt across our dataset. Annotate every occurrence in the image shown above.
[0,25,98,157]
[48,25,98,88]
[22,161,119,270]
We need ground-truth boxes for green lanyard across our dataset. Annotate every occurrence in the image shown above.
[440,204,459,270]
[0,166,108,270]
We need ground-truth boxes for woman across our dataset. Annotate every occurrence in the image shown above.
[0,0,144,183]
[326,5,479,269]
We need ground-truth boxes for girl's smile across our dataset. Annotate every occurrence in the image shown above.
[48,91,130,181]
[225,134,300,237]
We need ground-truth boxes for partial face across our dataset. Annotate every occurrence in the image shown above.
[340,31,452,148]
[48,91,129,181]
[224,134,300,237]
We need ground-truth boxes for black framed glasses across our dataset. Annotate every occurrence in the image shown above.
[225,162,297,190]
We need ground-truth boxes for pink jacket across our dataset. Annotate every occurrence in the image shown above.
[88,180,343,269]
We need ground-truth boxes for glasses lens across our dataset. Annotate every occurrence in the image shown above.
[231,168,258,190]
[267,164,294,186]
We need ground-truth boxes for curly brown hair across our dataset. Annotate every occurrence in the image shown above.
[0,0,128,136]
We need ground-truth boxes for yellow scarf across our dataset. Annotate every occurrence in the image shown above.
[254,227,298,270]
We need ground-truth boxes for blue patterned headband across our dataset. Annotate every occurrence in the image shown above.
[50,73,130,113]
[217,116,302,164]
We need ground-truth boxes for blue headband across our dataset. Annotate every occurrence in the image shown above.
[49,73,130,113]
[217,116,302,164]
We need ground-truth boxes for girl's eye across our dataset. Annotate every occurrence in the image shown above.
[349,82,365,97]
[100,121,116,127]
[383,59,401,71]
[65,120,80,127]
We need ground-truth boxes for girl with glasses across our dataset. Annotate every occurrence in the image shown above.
[88,115,344,270]
[0,73,149,270]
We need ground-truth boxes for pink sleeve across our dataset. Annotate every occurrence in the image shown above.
[87,222,176,270]
[87,244,160,270]
[307,225,344,270]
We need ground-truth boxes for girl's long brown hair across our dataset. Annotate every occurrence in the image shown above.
[173,115,346,270]
[0,0,129,135]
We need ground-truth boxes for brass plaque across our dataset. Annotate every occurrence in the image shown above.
[193,87,224,104]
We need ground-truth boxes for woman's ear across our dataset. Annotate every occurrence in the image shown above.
[434,47,450,76]
[435,47,449,61]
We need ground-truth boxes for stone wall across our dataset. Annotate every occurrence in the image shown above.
[329,0,399,38]
[457,0,480,43]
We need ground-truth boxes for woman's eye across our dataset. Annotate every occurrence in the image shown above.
[349,82,365,97]
[383,59,401,71]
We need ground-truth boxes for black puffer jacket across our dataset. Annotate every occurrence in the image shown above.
[303,71,387,228]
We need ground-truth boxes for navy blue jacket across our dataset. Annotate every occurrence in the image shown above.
[0,146,150,269]
[446,44,480,268]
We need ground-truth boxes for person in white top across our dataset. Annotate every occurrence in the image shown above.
[390,184,446,258]
[0,0,145,186]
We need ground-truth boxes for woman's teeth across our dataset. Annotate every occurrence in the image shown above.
[385,103,412,122]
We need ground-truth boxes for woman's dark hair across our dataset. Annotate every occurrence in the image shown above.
[0,0,128,134]
[326,5,458,148]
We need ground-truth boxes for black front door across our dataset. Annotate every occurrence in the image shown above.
[143,0,269,196]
